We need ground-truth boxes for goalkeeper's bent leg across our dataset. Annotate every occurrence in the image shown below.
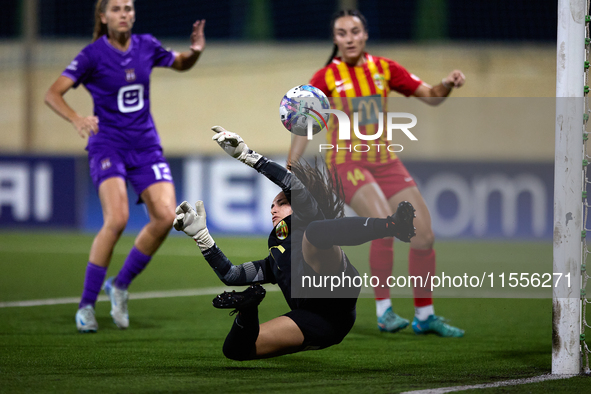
[222,306,260,361]
[305,217,393,250]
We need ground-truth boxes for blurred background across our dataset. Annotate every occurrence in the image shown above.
[0,0,557,237]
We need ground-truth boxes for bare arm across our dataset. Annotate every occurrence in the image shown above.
[44,75,98,138]
[413,69,466,106]
[171,19,206,71]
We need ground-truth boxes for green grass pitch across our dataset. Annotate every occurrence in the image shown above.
[0,232,589,393]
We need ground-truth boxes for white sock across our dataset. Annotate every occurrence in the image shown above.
[415,305,434,321]
[376,299,392,317]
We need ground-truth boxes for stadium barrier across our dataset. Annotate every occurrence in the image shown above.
[0,155,554,238]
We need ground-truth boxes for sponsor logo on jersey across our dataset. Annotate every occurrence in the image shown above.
[275,220,289,240]
[117,84,144,113]
[352,95,382,125]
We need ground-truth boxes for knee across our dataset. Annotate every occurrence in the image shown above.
[103,212,128,235]
[304,221,332,250]
[150,207,175,232]
[412,228,435,249]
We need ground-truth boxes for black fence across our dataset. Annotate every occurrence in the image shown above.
[3,0,557,41]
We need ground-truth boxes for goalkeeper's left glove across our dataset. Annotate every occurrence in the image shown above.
[173,201,215,251]
[211,125,263,167]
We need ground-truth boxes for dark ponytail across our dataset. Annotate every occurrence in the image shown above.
[324,9,368,67]
[325,44,338,67]
[290,158,345,220]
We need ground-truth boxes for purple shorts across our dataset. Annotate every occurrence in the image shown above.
[88,145,173,203]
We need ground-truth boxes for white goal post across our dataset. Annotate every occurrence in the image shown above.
[553,0,587,375]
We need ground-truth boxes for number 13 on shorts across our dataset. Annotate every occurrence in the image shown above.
[151,163,172,181]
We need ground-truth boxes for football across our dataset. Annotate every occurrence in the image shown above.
[279,85,330,136]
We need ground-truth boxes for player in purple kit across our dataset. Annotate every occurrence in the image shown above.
[44,0,205,333]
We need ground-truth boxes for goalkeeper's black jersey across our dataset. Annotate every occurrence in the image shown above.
[201,157,359,312]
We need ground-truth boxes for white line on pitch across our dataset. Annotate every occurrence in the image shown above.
[0,286,280,308]
[0,245,256,258]
[400,373,576,394]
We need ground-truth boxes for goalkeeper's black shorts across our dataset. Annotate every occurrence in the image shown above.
[284,305,356,350]
[286,251,360,350]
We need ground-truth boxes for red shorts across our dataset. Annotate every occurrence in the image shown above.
[333,159,417,205]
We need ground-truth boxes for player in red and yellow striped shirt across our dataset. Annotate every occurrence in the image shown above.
[310,53,421,166]
[289,10,465,337]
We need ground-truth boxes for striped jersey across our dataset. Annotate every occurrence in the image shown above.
[309,53,422,165]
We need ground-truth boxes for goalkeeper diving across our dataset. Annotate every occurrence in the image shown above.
[173,126,416,360]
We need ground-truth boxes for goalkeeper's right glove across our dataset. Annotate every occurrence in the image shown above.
[173,201,215,251]
[211,125,263,167]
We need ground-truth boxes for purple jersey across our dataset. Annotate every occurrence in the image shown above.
[62,34,175,150]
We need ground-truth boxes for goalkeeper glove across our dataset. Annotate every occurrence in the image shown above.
[211,125,262,167]
[173,201,215,251]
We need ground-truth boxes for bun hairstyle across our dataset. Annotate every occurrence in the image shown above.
[325,9,368,67]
